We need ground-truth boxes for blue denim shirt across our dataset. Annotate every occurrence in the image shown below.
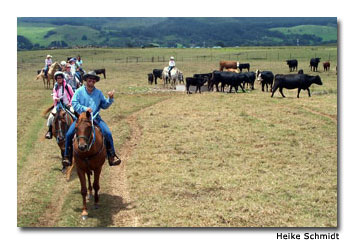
[72,85,113,120]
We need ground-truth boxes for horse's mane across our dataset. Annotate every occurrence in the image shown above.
[42,105,54,118]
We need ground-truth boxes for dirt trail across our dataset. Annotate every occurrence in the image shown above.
[108,113,142,227]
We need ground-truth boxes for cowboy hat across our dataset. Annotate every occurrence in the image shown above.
[60,61,67,66]
[83,71,100,82]
[54,71,65,80]
[47,55,52,58]
[69,58,76,63]
[170,56,174,60]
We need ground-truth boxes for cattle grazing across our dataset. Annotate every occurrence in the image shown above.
[310,58,321,72]
[243,72,256,90]
[94,69,106,79]
[193,73,213,90]
[271,74,323,98]
[237,62,250,72]
[186,76,208,94]
[256,70,274,92]
[323,61,330,72]
[211,71,247,93]
[148,73,153,84]
[286,59,298,72]
[219,61,238,71]
[153,69,163,84]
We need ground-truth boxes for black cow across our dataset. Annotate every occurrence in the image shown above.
[148,73,153,85]
[238,63,250,72]
[256,70,274,92]
[94,69,106,79]
[193,73,212,89]
[186,76,208,94]
[153,69,163,84]
[272,74,323,98]
[243,72,256,90]
[286,59,298,72]
[211,71,246,93]
[310,58,321,72]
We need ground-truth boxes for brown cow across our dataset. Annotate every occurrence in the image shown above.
[323,61,330,72]
[219,61,238,71]
[225,68,240,73]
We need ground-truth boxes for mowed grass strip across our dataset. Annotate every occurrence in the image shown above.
[126,91,337,227]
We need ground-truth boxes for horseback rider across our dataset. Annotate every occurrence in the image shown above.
[59,61,67,71]
[45,71,75,139]
[76,55,84,72]
[168,56,175,77]
[62,71,121,167]
[64,63,79,92]
[44,55,53,78]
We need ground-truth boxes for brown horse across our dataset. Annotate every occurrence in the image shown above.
[219,60,238,71]
[73,111,106,220]
[35,68,47,88]
[42,103,75,174]
[53,106,75,173]
[47,62,60,88]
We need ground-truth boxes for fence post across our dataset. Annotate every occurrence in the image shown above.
[152,57,154,62]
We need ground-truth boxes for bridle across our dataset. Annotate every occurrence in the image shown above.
[54,103,72,143]
[75,112,98,152]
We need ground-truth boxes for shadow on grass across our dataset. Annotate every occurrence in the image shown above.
[72,191,135,227]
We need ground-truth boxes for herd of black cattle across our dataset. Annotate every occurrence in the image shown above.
[147,58,334,98]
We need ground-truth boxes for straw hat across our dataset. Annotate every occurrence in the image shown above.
[60,61,67,66]
[170,56,174,60]
[47,55,52,58]
[83,71,100,82]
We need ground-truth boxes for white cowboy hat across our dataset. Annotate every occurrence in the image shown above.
[47,55,52,58]
[170,56,174,60]
[60,61,67,66]
[54,71,65,80]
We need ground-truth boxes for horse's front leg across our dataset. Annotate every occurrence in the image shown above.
[93,167,102,209]
[87,171,93,201]
[77,167,88,219]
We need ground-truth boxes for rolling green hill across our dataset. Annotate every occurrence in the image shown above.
[270,25,337,42]
[17,17,337,50]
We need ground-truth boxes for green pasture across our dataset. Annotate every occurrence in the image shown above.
[270,25,337,42]
[17,46,337,227]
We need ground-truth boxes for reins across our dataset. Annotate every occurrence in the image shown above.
[75,112,99,152]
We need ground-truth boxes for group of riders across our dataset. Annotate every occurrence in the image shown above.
[44,55,178,169]
[44,54,84,92]
[44,54,121,168]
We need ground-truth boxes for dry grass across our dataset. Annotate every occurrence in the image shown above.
[17,46,337,227]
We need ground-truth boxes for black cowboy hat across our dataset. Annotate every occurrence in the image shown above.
[83,71,100,82]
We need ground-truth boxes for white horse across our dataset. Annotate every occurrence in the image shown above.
[162,67,183,88]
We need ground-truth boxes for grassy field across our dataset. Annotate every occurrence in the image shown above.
[17,46,337,227]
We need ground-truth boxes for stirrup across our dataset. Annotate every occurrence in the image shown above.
[108,154,121,166]
[62,157,72,167]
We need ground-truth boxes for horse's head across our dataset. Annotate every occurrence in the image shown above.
[75,111,94,152]
[53,108,71,143]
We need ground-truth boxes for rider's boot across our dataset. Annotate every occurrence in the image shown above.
[62,147,73,167]
[45,125,53,139]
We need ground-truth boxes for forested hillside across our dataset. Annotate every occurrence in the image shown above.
[17,17,337,50]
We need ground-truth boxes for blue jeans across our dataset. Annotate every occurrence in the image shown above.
[64,119,116,157]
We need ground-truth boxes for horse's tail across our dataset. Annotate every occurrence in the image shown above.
[42,105,54,118]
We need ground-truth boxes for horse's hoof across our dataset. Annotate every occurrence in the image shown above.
[81,214,88,221]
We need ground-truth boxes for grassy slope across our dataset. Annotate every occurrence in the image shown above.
[17,47,337,227]
[269,25,337,42]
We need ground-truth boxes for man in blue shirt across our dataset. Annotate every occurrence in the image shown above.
[62,71,121,166]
